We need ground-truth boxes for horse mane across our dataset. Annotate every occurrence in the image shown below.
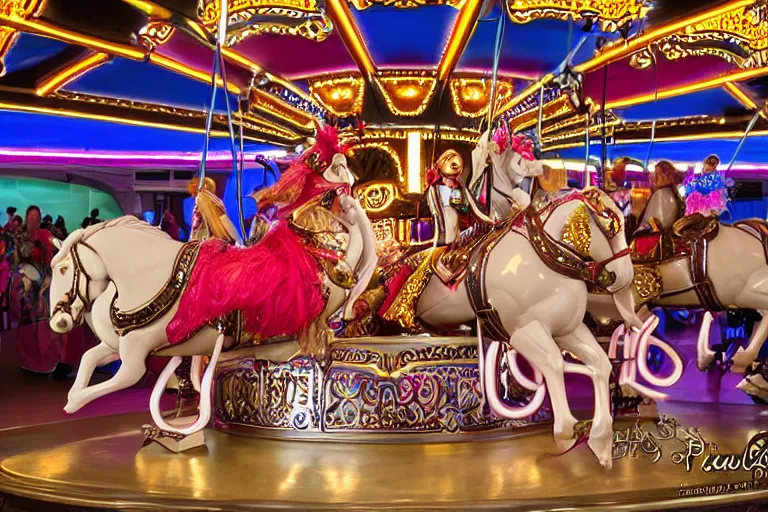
[51,216,171,266]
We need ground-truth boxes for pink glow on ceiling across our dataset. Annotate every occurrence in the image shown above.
[231,32,356,79]
[582,53,735,104]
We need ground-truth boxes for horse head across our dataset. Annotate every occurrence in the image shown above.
[49,229,109,334]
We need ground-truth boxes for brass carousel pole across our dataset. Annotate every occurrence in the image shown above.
[482,7,505,215]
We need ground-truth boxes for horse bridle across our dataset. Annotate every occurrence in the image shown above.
[51,241,96,324]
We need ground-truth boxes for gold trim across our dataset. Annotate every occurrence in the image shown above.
[449,77,514,118]
[437,0,484,83]
[138,21,175,50]
[378,72,437,117]
[326,0,377,78]
[111,242,201,336]
[35,52,110,96]
[48,90,300,142]
[381,249,435,331]
[506,0,650,31]
[574,0,755,73]
[309,75,365,117]
[654,3,768,69]
[0,0,47,72]
[348,0,465,9]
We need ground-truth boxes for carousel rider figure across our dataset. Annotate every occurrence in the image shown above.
[682,154,732,219]
[187,176,240,243]
[426,149,492,248]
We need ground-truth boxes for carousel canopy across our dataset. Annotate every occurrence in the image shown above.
[0,0,767,182]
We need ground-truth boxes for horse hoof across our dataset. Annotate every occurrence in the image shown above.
[141,425,206,453]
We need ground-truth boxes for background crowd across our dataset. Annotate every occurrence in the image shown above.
[0,205,106,379]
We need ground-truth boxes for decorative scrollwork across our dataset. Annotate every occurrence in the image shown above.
[216,357,320,429]
[138,22,175,50]
[633,265,662,301]
[506,0,651,31]
[348,0,464,10]
[649,4,768,69]
[198,0,332,43]
[0,0,46,75]
[355,182,397,212]
[215,340,552,434]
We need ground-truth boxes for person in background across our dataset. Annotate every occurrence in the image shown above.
[160,210,181,241]
[14,206,55,323]
[4,207,16,231]
[51,216,68,241]
[41,214,53,232]
[81,208,101,229]
[11,215,22,234]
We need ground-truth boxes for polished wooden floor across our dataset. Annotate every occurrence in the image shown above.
[0,404,767,510]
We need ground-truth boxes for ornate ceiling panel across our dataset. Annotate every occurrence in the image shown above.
[0,0,45,75]
[628,2,768,71]
[506,0,651,31]
[198,0,333,44]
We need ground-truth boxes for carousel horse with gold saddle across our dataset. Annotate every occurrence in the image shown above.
[46,126,377,451]
[373,130,645,467]
[589,159,768,402]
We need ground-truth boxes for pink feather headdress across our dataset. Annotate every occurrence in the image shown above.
[255,124,352,212]
[491,124,535,161]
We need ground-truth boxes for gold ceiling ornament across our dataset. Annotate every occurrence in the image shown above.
[506,0,651,31]
[349,142,405,184]
[540,112,620,146]
[249,88,316,133]
[0,0,46,76]
[449,77,514,118]
[353,181,399,212]
[348,0,464,10]
[197,0,333,43]
[656,3,768,69]
[309,75,365,117]
[138,21,175,50]
[377,71,437,117]
[509,93,575,132]
[51,90,301,142]
[357,127,480,144]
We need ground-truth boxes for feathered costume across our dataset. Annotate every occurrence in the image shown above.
[166,126,352,345]
[683,171,732,217]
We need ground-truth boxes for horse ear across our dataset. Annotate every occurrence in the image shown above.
[51,237,62,251]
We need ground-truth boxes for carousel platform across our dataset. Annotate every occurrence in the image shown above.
[1,403,767,511]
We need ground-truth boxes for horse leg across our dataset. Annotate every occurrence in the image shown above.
[64,332,155,413]
[733,310,768,373]
[696,312,716,371]
[507,320,578,453]
[555,323,614,468]
[67,341,116,399]
[148,332,225,443]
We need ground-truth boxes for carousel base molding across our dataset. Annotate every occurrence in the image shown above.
[213,336,553,439]
[1,406,767,511]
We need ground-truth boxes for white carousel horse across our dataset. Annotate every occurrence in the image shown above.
[49,164,376,449]
[468,129,542,220]
[411,187,644,467]
[632,186,768,376]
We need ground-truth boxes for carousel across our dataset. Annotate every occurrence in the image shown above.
[1,0,768,509]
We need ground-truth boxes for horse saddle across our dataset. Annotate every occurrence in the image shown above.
[630,214,719,263]
[431,222,496,285]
